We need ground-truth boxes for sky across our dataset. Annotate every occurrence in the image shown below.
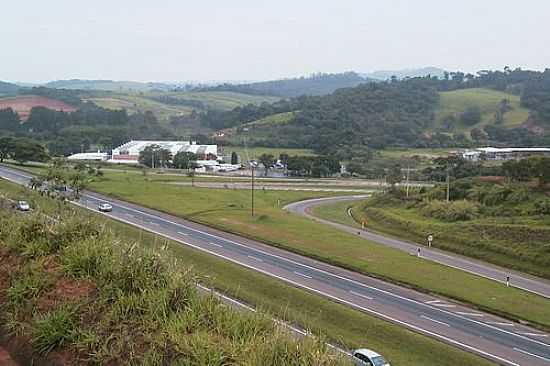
[2,0,549,83]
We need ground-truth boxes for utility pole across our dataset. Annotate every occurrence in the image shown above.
[406,164,411,198]
[251,163,256,217]
[151,149,155,170]
[446,168,450,202]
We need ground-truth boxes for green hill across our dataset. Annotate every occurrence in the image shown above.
[435,88,530,133]
[159,91,281,111]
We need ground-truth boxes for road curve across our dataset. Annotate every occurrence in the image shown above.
[285,195,550,300]
[1,165,550,366]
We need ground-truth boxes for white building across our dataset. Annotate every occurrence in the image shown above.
[462,147,550,161]
[109,140,218,164]
[67,152,109,161]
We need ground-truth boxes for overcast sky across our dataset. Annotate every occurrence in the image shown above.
[2,0,549,83]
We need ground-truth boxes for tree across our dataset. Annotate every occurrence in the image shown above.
[231,151,239,165]
[11,139,49,165]
[258,153,275,176]
[138,145,170,168]
[0,108,21,132]
[470,127,487,141]
[386,164,402,190]
[68,171,88,198]
[173,151,198,170]
[460,106,482,126]
[0,136,16,162]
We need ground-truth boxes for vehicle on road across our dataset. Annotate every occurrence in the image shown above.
[98,202,113,212]
[353,348,390,366]
[15,200,30,211]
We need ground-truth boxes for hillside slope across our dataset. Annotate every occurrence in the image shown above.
[0,95,77,120]
[434,88,530,133]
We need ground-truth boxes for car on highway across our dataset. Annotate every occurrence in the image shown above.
[15,200,30,211]
[352,348,390,366]
[98,202,113,212]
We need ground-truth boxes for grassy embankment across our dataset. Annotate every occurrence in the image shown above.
[81,171,550,330]
[0,179,496,366]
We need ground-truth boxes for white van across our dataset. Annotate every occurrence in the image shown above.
[353,348,390,366]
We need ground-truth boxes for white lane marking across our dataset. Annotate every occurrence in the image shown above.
[77,191,550,349]
[208,242,223,248]
[248,255,263,262]
[177,231,189,236]
[517,332,548,338]
[149,221,159,226]
[432,304,456,308]
[68,202,521,366]
[425,299,441,304]
[421,315,450,327]
[455,312,484,317]
[349,290,373,300]
[513,348,550,362]
[294,271,312,279]
[486,321,515,327]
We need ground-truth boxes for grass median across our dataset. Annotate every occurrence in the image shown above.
[83,172,550,330]
[0,178,496,366]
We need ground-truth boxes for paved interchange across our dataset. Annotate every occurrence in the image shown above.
[1,165,549,365]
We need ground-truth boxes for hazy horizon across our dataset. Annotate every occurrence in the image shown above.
[2,0,550,83]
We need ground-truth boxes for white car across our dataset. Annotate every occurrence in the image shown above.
[98,202,113,212]
[16,200,30,211]
[353,349,390,366]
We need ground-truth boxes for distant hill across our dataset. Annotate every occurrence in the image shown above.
[0,81,19,96]
[44,79,176,92]
[363,67,447,80]
[198,72,371,97]
[0,95,77,120]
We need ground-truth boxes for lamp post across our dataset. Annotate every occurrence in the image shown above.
[250,161,258,217]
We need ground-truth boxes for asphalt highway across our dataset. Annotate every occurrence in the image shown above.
[1,165,549,366]
[285,196,550,299]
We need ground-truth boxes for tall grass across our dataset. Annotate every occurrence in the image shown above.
[0,208,347,365]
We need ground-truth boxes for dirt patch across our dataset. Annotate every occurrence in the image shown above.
[0,96,77,121]
[37,278,97,312]
[0,346,19,366]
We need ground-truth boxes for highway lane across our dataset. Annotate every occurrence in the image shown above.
[285,196,550,299]
[1,165,550,365]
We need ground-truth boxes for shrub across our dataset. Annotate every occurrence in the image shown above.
[32,306,79,354]
[534,199,550,215]
[420,200,480,222]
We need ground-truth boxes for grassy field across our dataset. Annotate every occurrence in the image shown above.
[163,91,281,111]
[0,178,496,366]
[81,171,550,329]
[377,148,455,159]
[434,88,530,133]
[221,146,316,161]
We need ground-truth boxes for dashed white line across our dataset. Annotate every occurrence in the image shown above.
[248,255,263,262]
[486,321,515,327]
[433,303,456,308]
[149,221,159,226]
[421,315,450,327]
[513,348,550,362]
[455,311,484,317]
[517,332,548,338]
[425,299,441,304]
[208,242,223,248]
[177,231,189,236]
[349,290,373,300]
[294,271,312,279]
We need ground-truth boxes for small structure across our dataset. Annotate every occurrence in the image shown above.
[462,147,550,161]
[67,152,109,161]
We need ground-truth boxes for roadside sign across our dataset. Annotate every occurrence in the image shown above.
[427,234,434,247]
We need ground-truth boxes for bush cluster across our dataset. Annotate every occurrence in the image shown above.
[420,200,480,222]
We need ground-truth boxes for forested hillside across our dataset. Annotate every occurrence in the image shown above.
[199,72,369,97]
[0,81,19,96]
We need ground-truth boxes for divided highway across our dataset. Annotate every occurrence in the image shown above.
[1,165,549,366]
[285,196,550,299]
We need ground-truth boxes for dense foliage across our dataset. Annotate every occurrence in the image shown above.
[198,72,368,97]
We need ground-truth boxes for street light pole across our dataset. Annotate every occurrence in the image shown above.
[251,164,255,217]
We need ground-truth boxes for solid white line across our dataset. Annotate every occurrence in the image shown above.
[517,332,548,338]
[485,321,515,327]
[248,255,263,262]
[77,191,550,350]
[421,315,450,327]
[426,299,442,304]
[294,271,312,279]
[177,231,189,236]
[349,290,373,300]
[513,348,550,362]
[208,242,223,248]
[68,201,521,366]
[455,312,484,317]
